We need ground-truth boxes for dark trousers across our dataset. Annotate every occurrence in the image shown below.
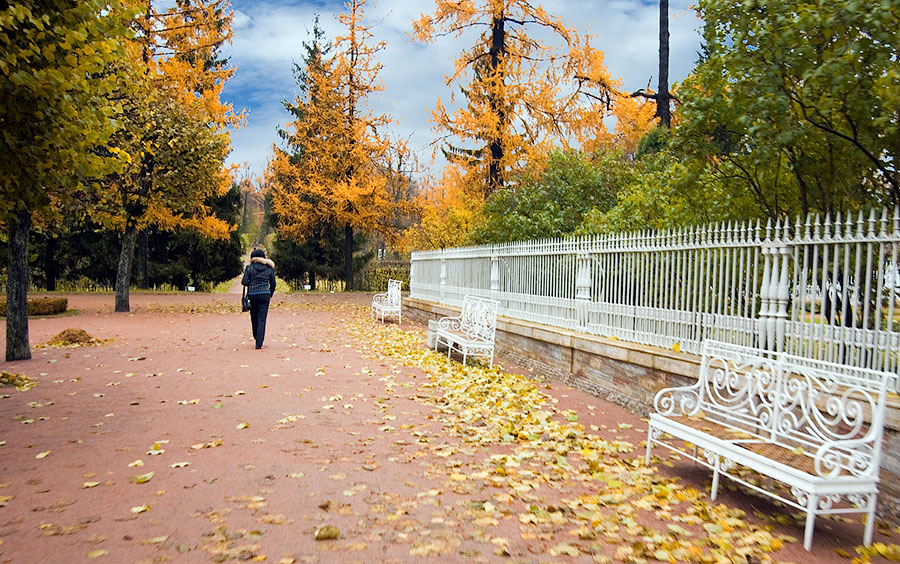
[248,293,271,348]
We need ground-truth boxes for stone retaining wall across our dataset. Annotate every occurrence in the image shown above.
[404,296,900,520]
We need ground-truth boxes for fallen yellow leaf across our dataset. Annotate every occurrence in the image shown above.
[35,450,50,459]
[314,525,340,540]
[131,471,154,484]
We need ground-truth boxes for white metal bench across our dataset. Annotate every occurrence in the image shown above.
[646,340,895,550]
[372,278,402,324]
[432,295,498,367]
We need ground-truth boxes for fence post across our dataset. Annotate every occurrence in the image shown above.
[490,255,500,293]
[773,243,791,353]
[439,256,447,303]
[575,252,592,328]
[758,221,791,353]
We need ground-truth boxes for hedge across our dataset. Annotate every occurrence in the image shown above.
[0,297,68,316]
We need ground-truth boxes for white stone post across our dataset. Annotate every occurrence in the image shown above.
[575,252,592,328]
[773,245,791,353]
[439,256,447,303]
[490,255,500,293]
[758,240,790,353]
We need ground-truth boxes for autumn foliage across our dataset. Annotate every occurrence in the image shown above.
[269,1,405,288]
[413,0,623,195]
[96,0,243,311]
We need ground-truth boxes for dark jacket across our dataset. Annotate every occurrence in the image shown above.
[242,257,276,296]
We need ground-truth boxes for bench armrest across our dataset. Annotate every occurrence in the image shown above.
[653,379,704,416]
[813,439,877,478]
[437,315,463,332]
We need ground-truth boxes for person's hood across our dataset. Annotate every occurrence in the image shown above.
[251,256,275,268]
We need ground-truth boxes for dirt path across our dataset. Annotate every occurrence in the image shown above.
[0,292,894,563]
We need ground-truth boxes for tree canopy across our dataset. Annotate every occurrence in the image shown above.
[675,0,900,217]
[1,0,134,360]
[413,0,619,194]
[98,0,241,311]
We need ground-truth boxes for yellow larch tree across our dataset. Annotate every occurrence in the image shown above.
[400,164,484,251]
[413,0,619,195]
[270,1,402,289]
[587,94,658,157]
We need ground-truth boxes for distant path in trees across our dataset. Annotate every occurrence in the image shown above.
[227,252,252,294]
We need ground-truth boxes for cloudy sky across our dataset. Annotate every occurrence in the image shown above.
[220,0,703,181]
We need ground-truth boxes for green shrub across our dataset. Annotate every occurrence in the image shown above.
[358,265,410,293]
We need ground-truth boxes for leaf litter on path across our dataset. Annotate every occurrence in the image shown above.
[343,306,801,562]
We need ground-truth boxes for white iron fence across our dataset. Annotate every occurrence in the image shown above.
[410,209,900,385]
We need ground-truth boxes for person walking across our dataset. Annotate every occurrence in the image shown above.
[241,249,276,349]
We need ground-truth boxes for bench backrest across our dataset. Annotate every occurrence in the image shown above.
[697,340,896,477]
[459,295,499,342]
[386,278,402,306]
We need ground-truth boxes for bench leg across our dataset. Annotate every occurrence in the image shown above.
[710,463,720,501]
[804,494,817,551]
[864,494,876,546]
[644,426,653,466]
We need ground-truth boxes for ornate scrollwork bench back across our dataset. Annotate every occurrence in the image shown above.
[654,341,783,439]
[774,352,894,479]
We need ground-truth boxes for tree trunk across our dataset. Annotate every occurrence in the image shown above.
[6,207,32,361]
[344,222,353,291]
[115,225,137,312]
[44,234,58,292]
[241,191,249,233]
[657,0,671,128]
[487,15,507,193]
[308,270,316,291]
[137,229,150,288]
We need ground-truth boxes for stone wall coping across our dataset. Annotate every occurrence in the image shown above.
[404,297,900,429]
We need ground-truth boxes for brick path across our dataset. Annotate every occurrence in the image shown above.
[0,292,892,563]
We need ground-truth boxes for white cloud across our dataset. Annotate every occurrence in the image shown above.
[221,0,702,179]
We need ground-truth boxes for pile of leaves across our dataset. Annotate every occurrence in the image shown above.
[345,307,795,562]
[40,328,103,348]
[0,371,37,391]
[141,303,241,315]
